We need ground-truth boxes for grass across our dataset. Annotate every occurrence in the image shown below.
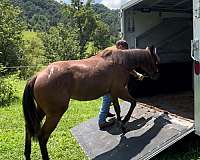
[0,80,100,160]
[1,80,200,160]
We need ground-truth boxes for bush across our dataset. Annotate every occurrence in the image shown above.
[0,65,18,107]
[84,41,99,57]
[19,32,45,79]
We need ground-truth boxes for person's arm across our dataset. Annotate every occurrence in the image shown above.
[129,70,144,81]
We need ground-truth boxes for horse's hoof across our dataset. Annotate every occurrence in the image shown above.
[121,125,128,134]
[122,119,127,125]
[107,112,115,118]
[99,121,115,130]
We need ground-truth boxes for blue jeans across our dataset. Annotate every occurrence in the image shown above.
[98,94,112,124]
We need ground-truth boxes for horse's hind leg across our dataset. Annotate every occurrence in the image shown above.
[37,106,45,123]
[38,102,68,160]
[24,125,31,160]
[38,113,63,160]
[24,107,45,160]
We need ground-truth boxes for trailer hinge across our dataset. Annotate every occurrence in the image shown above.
[195,1,200,18]
[191,40,200,61]
[195,9,200,18]
[119,11,122,18]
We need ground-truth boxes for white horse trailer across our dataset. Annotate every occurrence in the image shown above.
[71,1,200,159]
[120,0,200,159]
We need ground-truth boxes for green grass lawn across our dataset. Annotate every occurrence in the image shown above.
[0,80,100,160]
[1,80,200,160]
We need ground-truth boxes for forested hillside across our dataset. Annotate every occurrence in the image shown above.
[9,0,120,34]
[1,0,121,79]
[93,4,120,37]
[0,0,122,107]
[10,0,62,31]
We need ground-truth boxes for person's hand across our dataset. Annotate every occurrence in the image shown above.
[136,72,144,81]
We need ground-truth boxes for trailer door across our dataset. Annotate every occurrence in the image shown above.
[193,0,200,136]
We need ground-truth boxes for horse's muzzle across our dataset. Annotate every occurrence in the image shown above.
[150,72,160,80]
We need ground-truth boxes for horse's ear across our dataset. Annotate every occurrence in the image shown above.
[101,49,112,58]
[147,45,160,63]
[146,45,155,55]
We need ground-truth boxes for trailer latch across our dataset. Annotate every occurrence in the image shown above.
[191,40,200,61]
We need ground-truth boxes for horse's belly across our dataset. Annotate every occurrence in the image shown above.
[71,92,105,101]
[70,83,109,101]
[71,95,101,101]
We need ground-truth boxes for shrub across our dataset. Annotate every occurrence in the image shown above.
[20,32,45,79]
[0,65,18,107]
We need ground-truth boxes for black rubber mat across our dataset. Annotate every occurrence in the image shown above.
[71,102,194,160]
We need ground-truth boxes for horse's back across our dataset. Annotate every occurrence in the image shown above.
[33,56,116,102]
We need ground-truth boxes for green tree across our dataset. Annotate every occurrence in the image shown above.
[30,14,50,31]
[20,33,45,79]
[0,0,24,67]
[10,0,62,32]
[41,23,80,63]
[92,20,111,50]
[93,3,120,41]
[64,0,97,57]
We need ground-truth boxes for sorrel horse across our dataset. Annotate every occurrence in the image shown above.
[22,46,159,160]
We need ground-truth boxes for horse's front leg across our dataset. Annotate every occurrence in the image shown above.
[111,96,128,132]
[111,97,121,121]
[122,101,136,124]
[115,87,137,125]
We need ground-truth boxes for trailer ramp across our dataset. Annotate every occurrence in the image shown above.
[71,102,194,160]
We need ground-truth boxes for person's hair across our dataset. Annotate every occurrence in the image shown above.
[116,40,129,49]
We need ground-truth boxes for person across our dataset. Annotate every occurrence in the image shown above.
[98,40,144,130]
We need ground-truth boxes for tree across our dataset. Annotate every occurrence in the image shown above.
[93,4,120,42]
[0,0,24,67]
[10,0,62,32]
[40,23,80,63]
[30,14,50,31]
[63,0,97,57]
[92,20,111,50]
[20,33,45,79]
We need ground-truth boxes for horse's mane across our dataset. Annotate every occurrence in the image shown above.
[100,49,149,68]
[104,45,118,50]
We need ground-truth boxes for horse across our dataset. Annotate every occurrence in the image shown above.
[22,46,160,160]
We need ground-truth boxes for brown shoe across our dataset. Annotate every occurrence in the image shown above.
[107,112,115,118]
[99,121,115,130]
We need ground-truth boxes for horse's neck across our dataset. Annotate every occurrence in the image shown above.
[100,49,149,70]
[126,50,148,69]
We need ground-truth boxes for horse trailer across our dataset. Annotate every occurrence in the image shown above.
[120,0,199,159]
[71,1,200,159]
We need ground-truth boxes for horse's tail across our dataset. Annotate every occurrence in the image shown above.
[22,76,40,140]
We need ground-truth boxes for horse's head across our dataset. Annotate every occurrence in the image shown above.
[101,47,160,80]
[141,46,160,80]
